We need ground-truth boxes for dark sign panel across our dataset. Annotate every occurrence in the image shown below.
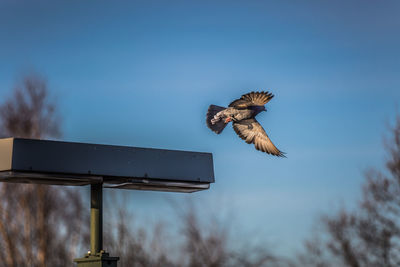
[0,138,214,193]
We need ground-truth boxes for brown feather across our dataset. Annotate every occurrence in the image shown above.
[232,118,285,157]
[229,91,274,108]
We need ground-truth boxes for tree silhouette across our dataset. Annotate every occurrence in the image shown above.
[299,116,400,267]
[0,74,88,267]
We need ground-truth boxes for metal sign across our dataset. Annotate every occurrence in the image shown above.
[0,138,214,193]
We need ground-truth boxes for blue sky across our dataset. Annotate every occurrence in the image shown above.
[1,0,400,255]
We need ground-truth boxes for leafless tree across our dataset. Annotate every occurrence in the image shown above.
[104,206,175,267]
[178,201,230,267]
[101,191,172,267]
[0,74,60,139]
[178,201,289,267]
[298,116,400,267]
[104,192,291,267]
[0,74,88,267]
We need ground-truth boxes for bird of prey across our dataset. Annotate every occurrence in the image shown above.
[206,91,285,157]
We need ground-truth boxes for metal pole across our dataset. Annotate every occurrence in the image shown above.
[74,183,119,266]
[91,183,103,254]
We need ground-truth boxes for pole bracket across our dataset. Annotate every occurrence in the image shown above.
[74,250,119,267]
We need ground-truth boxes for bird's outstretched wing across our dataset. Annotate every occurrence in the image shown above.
[229,91,274,109]
[232,118,285,157]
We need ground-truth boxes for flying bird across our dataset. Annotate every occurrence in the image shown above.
[206,91,285,157]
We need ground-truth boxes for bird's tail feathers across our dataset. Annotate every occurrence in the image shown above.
[206,105,228,134]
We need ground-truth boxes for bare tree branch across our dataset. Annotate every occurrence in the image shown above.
[0,74,87,267]
[299,115,400,267]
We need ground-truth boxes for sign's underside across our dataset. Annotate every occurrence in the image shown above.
[0,138,214,193]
